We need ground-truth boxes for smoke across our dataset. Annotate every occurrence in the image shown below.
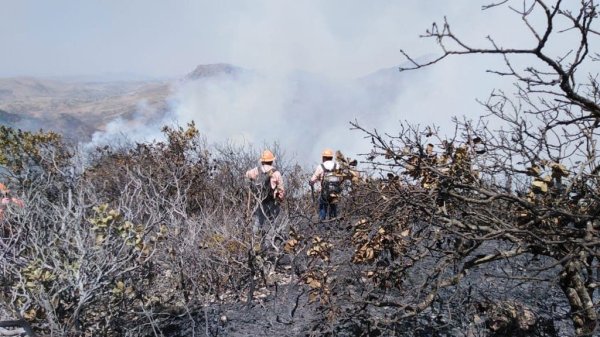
[83,58,497,167]
[84,63,421,165]
[81,0,571,167]
[85,99,168,153]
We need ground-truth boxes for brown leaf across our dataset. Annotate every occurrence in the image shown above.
[551,163,568,178]
[365,247,374,260]
[308,291,319,303]
[526,165,542,177]
[308,279,322,289]
[426,143,434,155]
[284,239,298,253]
[531,180,548,193]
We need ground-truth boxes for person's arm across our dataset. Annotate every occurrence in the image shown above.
[273,171,285,201]
[245,167,258,180]
[309,165,323,186]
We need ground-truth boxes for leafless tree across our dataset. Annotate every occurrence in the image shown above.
[348,0,600,335]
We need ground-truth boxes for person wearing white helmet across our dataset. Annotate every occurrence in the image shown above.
[245,149,285,231]
[309,148,341,221]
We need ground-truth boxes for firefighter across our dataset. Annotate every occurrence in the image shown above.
[245,150,285,231]
[309,148,341,220]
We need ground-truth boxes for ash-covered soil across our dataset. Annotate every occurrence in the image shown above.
[125,219,573,337]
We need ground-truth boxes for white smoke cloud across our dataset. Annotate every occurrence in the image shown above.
[82,57,516,167]
[81,0,587,168]
[85,99,168,152]
[160,65,421,166]
[85,64,417,166]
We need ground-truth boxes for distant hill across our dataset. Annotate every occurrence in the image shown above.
[185,63,243,80]
[0,108,97,142]
[0,109,21,124]
[0,77,171,141]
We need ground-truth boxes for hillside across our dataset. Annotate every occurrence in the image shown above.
[0,64,254,143]
[0,64,407,147]
[0,77,172,141]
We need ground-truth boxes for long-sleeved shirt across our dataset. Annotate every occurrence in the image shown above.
[245,164,285,200]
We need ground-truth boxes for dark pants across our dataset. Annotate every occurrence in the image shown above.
[254,199,280,233]
[318,195,337,221]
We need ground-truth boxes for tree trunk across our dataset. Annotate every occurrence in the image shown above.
[560,260,597,336]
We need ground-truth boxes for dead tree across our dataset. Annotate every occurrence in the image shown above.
[351,1,600,335]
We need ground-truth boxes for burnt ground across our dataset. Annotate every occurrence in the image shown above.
[146,284,320,337]
[124,216,575,337]
[126,219,387,337]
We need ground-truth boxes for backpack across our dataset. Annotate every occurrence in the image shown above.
[321,163,342,201]
[253,167,275,201]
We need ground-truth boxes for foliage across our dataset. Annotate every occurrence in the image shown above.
[0,125,69,178]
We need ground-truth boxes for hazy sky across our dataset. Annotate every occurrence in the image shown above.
[3,1,587,164]
[0,0,530,79]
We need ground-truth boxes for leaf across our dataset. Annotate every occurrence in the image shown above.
[308,291,319,303]
[284,239,297,253]
[23,308,37,320]
[426,143,434,155]
[355,219,368,227]
[42,270,54,281]
[141,244,151,256]
[125,286,135,297]
[159,224,168,235]
[526,165,542,177]
[308,279,322,289]
[551,162,569,177]
[531,180,548,193]
[365,247,374,260]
